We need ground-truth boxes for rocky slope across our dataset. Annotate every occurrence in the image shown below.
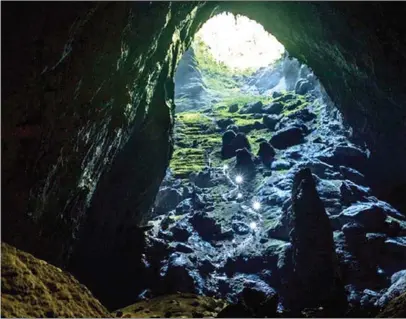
[137,55,406,316]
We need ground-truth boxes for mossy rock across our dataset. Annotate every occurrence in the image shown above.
[115,292,228,318]
[1,243,109,318]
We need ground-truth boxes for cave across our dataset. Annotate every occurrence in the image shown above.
[2,2,406,318]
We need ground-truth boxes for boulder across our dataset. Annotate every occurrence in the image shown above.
[336,202,388,233]
[270,127,305,149]
[239,101,263,114]
[154,187,184,215]
[257,141,276,165]
[263,102,284,115]
[263,114,281,130]
[232,133,251,152]
[235,148,255,171]
[216,118,234,130]
[295,79,313,95]
[228,103,239,113]
[221,130,237,159]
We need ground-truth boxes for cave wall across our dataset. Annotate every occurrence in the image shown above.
[2,0,406,308]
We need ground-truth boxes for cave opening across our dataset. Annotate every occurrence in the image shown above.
[2,2,406,318]
[142,12,382,314]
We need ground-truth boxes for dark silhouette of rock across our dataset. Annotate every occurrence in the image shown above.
[221,130,237,159]
[287,168,347,313]
[270,127,305,149]
[232,133,251,151]
[295,79,314,95]
[257,141,276,165]
[226,124,239,134]
[263,102,284,115]
[216,118,235,130]
[235,148,255,171]
[263,114,280,130]
[239,101,263,114]
[272,91,283,98]
[228,103,239,113]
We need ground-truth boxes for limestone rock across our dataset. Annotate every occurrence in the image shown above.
[287,168,346,312]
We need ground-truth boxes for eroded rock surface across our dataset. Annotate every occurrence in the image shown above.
[1,243,109,318]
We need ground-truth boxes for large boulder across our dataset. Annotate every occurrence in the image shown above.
[287,168,346,313]
[1,243,109,318]
[257,141,276,165]
[270,127,305,149]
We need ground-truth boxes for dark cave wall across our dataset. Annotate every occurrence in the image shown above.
[1,1,214,267]
[2,0,406,308]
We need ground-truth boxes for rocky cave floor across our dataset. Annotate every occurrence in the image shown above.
[2,57,406,318]
[134,60,406,317]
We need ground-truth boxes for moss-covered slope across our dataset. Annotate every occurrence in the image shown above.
[1,243,109,318]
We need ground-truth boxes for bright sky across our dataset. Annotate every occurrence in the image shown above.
[195,12,285,70]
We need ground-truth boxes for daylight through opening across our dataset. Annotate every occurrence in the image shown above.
[143,12,384,313]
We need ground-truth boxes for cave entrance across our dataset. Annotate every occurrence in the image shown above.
[142,12,342,306]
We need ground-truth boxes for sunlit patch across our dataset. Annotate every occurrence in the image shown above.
[223,164,229,170]
[237,193,243,199]
[235,175,244,184]
[252,201,261,211]
[249,222,257,230]
[195,12,285,71]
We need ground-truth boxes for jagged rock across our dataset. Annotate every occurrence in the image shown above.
[1,243,109,318]
[287,108,317,122]
[340,180,370,205]
[274,93,295,103]
[231,221,251,235]
[239,101,263,114]
[287,168,346,312]
[257,141,276,165]
[221,130,237,159]
[216,118,235,130]
[226,124,239,133]
[295,79,313,95]
[263,102,284,115]
[154,187,184,215]
[189,211,224,241]
[271,160,292,170]
[170,222,192,242]
[270,127,305,149]
[262,114,281,130]
[339,166,367,185]
[232,133,251,152]
[175,198,193,214]
[228,103,239,113]
[377,270,406,308]
[239,286,278,317]
[175,243,194,253]
[235,148,255,171]
[335,202,388,232]
[197,258,216,275]
[163,254,199,293]
[318,145,368,172]
[190,168,214,188]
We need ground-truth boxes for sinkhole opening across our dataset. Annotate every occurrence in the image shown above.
[141,11,381,310]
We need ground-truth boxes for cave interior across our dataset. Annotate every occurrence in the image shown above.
[1,1,406,318]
